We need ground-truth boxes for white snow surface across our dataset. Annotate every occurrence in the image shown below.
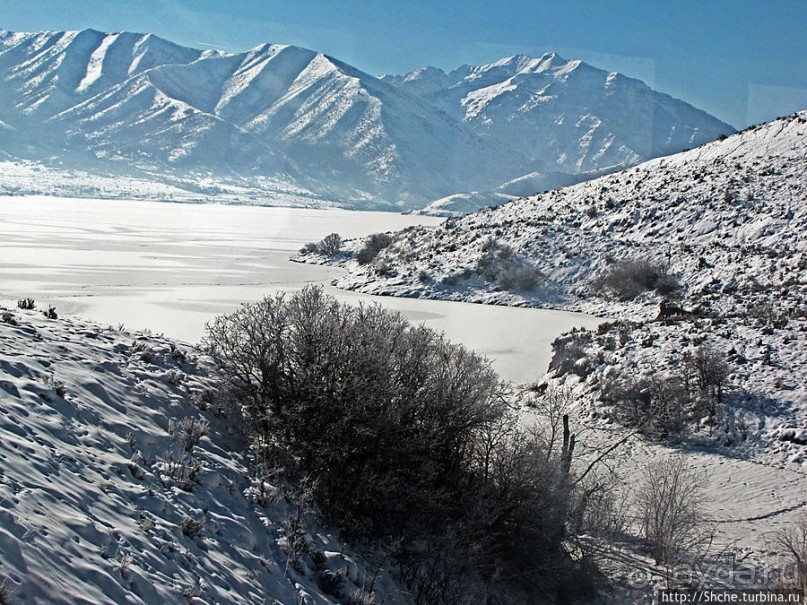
[0,309,410,604]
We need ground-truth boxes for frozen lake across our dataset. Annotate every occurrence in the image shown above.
[0,196,605,384]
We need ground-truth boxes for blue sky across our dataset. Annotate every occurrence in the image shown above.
[1,0,805,128]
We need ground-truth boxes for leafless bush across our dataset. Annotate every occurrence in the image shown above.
[593,259,680,301]
[527,383,574,453]
[161,450,202,491]
[602,373,689,439]
[169,417,208,453]
[43,306,58,320]
[356,233,393,264]
[681,345,729,422]
[302,232,343,256]
[318,233,343,256]
[635,456,710,565]
[772,512,807,590]
[602,344,731,439]
[1,311,17,326]
[577,480,630,542]
[498,264,542,292]
[476,242,539,293]
[204,286,592,602]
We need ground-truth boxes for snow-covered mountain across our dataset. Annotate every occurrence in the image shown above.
[383,53,734,174]
[0,29,734,209]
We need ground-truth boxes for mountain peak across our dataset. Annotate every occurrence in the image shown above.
[481,52,576,76]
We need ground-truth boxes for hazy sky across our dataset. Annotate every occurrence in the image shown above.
[1,0,805,128]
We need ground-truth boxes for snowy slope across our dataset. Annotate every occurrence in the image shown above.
[0,29,732,209]
[0,307,409,604]
[298,110,807,464]
[322,112,805,311]
[416,167,620,217]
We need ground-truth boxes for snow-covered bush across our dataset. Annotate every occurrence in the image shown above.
[168,417,208,453]
[356,232,392,264]
[592,258,680,301]
[301,232,343,257]
[498,264,542,292]
[318,233,343,256]
[602,373,690,439]
[17,297,35,310]
[682,345,730,421]
[773,512,807,590]
[476,242,543,292]
[204,286,592,602]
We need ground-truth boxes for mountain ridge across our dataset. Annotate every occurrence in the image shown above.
[0,28,734,209]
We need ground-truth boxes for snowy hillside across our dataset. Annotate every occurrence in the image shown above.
[416,167,618,217]
[0,29,732,209]
[298,110,807,464]
[0,308,409,604]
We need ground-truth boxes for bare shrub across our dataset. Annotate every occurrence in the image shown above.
[635,456,710,565]
[302,233,343,256]
[43,306,58,320]
[169,417,209,453]
[602,373,689,439]
[772,512,807,590]
[593,259,680,301]
[356,233,393,265]
[574,478,630,542]
[2,311,17,326]
[204,286,591,602]
[476,242,518,282]
[527,383,574,454]
[602,344,730,439]
[161,450,202,491]
[498,264,542,292]
[318,233,342,256]
[682,345,729,421]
